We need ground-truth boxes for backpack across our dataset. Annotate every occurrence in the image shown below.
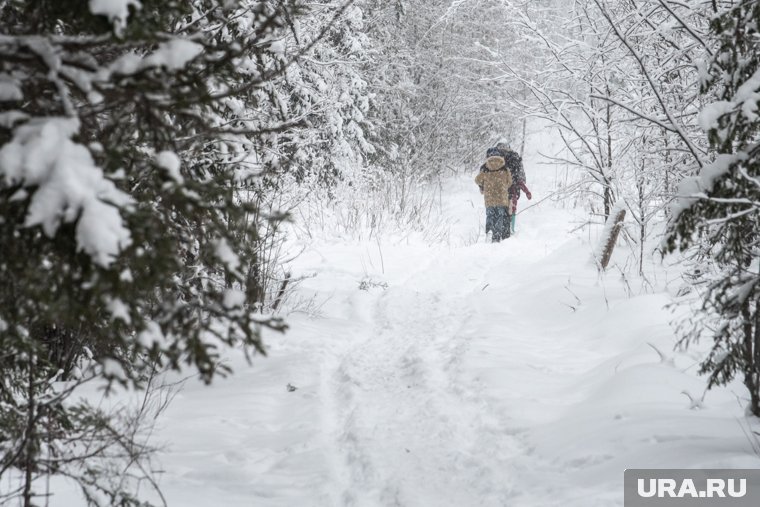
[501,149,525,183]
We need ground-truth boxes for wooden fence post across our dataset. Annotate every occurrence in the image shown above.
[599,207,626,271]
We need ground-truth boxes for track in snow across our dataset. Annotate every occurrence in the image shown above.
[315,204,576,507]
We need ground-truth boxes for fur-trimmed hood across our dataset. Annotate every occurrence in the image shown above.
[485,155,505,171]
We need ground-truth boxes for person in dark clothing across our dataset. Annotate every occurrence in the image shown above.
[496,142,532,233]
[475,147,513,242]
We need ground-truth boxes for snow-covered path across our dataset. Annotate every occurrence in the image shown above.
[313,170,609,506]
[147,170,615,507]
[306,190,623,507]
[324,245,522,506]
[127,140,758,507]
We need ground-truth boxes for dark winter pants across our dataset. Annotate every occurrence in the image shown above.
[485,206,510,242]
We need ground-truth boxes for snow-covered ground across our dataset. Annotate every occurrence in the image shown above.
[51,129,760,506]
[135,129,757,507]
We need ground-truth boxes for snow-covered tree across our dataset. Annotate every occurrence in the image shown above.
[666,0,760,416]
[363,0,521,177]
[0,0,335,503]
[491,0,626,219]
[484,0,719,279]
[589,0,713,274]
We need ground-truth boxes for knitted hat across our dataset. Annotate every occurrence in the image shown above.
[496,142,510,152]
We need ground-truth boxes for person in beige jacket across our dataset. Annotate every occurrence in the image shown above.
[475,147,513,242]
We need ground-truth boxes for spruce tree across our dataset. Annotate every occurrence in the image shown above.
[0,1,315,504]
[666,0,760,416]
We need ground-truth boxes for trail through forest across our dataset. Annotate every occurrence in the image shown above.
[99,134,757,507]
[6,2,760,506]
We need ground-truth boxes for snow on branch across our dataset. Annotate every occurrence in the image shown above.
[592,0,706,168]
[89,0,142,36]
[0,118,133,267]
